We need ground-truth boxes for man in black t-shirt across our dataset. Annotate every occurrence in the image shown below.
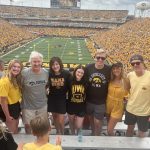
[85,49,111,135]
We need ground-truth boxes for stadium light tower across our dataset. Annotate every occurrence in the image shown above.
[135,1,150,17]
[10,0,14,5]
[9,0,24,6]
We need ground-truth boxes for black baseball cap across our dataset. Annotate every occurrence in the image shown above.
[130,54,144,63]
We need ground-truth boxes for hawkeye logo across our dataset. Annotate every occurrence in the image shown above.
[89,73,106,88]
[91,77,101,87]
[92,77,101,84]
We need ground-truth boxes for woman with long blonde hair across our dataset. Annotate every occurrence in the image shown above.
[106,62,128,136]
[0,59,23,133]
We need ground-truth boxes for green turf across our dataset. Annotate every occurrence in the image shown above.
[1,37,94,64]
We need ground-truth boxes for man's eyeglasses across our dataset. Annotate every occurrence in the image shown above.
[96,56,106,61]
[131,62,141,66]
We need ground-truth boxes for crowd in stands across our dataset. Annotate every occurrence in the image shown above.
[9,19,117,29]
[0,18,36,54]
[91,18,150,73]
[27,27,98,37]
[0,5,126,29]
[0,16,150,73]
[0,5,128,22]
[28,19,150,73]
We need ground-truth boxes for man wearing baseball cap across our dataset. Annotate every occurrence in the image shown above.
[125,54,150,137]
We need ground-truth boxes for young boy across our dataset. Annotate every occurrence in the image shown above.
[18,116,62,150]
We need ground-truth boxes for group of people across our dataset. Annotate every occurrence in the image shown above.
[0,48,150,149]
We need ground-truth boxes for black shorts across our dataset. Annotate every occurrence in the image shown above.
[67,102,86,117]
[48,96,66,114]
[0,106,6,122]
[0,102,21,122]
[124,111,150,132]
[67,111,85,117]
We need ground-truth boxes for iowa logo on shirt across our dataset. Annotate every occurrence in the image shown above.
[71,85,85,103]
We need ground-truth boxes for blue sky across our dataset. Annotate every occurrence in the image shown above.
[0,0,150,14]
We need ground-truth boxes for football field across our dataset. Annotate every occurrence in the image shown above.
[1,37,94,65]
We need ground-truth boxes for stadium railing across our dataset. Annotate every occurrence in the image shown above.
[13,134,150,150]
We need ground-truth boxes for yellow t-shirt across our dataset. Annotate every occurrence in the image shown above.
[0,77,21,105]
[23,143,62,150]
[127,70,150,116]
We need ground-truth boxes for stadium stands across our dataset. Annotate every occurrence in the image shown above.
[13,134,150,150]
[0,18,36,54]
[0,5,149,73]
[0,5,128,22]
[91,18,150,72]
[0,5,128,28]
[26,27,99,37]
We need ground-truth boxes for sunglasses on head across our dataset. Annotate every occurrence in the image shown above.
[131,62,141,66]
[96,56,106,61]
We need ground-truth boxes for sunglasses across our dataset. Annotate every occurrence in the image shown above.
[131,62,141,66]
[96,56,106,61]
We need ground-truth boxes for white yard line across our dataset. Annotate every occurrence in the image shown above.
[77,41,83,61]
[60,39,68,59]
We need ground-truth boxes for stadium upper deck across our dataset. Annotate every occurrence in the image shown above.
[0,5,128,28]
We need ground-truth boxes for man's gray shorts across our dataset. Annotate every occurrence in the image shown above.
[86,102,106,120]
